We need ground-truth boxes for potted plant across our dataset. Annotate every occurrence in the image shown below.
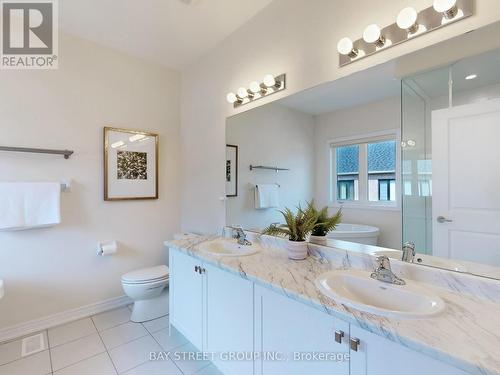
[307,201,342,246]
[263,206,318,260]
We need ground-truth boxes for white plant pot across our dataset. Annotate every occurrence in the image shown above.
[286,240,308,260]
[309,235,327,246]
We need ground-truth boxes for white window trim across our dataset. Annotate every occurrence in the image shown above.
[328,129,401,211]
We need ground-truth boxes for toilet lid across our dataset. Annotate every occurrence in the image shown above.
[121,265,169,284]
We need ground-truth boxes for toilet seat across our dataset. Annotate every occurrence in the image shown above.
[121,265,169,284]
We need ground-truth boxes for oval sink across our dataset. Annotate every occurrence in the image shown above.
[315,270,445,319]
[372,250,468,273]
[198,239,261,257]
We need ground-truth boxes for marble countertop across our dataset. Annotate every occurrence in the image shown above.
[165,235,500,375]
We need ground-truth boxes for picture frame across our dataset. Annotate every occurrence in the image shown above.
[103,127,159,201]
[226,144,238,197]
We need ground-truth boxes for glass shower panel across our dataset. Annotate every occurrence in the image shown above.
[401,66,449,255]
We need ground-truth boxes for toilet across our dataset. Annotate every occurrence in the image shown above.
[121,265,169,322]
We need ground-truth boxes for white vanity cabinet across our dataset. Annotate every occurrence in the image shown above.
[254,285,350,375]
[169,249,204,349]
[169,249,254,375]
[349,325,470,375]
[169,248,471,375]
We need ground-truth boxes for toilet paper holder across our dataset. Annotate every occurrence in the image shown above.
[97,240,118,256]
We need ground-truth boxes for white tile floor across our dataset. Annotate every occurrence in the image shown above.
[0,306,223,375]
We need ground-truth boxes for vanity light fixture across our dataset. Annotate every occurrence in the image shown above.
[226,74,286,108]
[337,0,473,67]
[433,0,458,19]
[465,74,477,80]
[363,24,385,47]
[337,37,358,58]
[397,7,419,34]
[226,92,240,104]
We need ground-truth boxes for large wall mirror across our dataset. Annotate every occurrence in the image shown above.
[225,22,500,280]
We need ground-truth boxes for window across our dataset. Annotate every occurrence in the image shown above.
[330,131,399,209]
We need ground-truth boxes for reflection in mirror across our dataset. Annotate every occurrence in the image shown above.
[226,63,402,250]
[402,48,500,279]
[225,27,500,280]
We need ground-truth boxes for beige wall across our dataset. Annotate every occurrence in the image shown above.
[315,97,402,249]
[180,0,500,235]
[226,103,315,231]
[0,34,181,328]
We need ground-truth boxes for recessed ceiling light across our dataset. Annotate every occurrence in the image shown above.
[465,74,477,80]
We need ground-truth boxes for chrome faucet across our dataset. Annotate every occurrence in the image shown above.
[401,241,416,263]
[370,256,405,285]
[229,226,252,246]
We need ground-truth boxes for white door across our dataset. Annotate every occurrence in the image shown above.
[169,249,204,350]
[432,99,500,266]
[204,263,254,375]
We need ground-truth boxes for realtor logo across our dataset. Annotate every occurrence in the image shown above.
[1,0,58,69]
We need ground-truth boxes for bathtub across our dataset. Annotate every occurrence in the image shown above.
[327,223,380,246]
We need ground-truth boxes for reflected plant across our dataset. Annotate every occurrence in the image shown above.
[263,205,318,242]
[307,200,342,237]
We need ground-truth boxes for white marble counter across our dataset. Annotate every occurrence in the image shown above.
[165,235,500,375]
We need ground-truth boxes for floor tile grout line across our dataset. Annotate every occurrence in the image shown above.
[48,330,97,350]
[91,315,120,375]
[147,325,186,375]
[51,350,107,374]
[0,331,52,368]
[46,329,55,374]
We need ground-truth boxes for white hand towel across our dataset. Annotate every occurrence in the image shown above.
[0,182,61,231]
[255,184,280,209]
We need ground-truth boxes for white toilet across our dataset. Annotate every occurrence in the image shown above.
[121,265,169,322]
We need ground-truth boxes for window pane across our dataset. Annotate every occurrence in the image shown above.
[336,145,359,201]
[368,140,396,202]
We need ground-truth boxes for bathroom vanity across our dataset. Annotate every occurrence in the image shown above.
[166,235,499,375]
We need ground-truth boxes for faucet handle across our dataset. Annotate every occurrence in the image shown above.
[375,255,391,270]
[403,241,416,251]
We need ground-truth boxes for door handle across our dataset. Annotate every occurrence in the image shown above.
[437,216,453,223]
[334,330,344,344]
[350,337,360,352]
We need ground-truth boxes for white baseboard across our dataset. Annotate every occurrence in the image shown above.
[0,295,133,344]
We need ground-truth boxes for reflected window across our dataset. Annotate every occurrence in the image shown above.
[336,145,359,201]
[368,141,397,202]
[331,133,399,208]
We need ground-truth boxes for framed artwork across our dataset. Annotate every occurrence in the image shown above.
[226,144,238,197]
[104,127,159,201]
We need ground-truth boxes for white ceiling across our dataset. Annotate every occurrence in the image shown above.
[59,0,274,69]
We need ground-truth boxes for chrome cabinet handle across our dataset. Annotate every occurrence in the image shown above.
[194,266,200,273]
[200,268,206,274]
[334,330,344,344]
[350,337,360,352]
[437,216,453,223]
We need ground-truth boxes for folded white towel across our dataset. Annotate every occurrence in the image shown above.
[0,182,61,231]
[255,184,280,209]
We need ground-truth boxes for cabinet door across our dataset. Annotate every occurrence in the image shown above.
[204,263,254,375]
[255,285,349,375]
[169,249,203,350]
[349,325,471,375]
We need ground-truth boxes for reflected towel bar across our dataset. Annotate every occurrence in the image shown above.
[0,146,74,159]
[250,165,290,172]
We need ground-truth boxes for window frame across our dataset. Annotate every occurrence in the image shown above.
[329,129,401,211]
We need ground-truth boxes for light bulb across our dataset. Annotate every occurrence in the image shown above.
[433,0,458,19]
[337,37,358,57]
[363,24,385,47]
[407,139,416,147]
[226,92,237,104]
[397,7,419,33]
[249,81,261,94]
[465,74,477,80]
[237,87,248,99]
[263,74,276,88]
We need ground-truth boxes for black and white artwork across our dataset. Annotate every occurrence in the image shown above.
[226,144,238,197]
[104,127,159,200]
[117,151,147,180]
